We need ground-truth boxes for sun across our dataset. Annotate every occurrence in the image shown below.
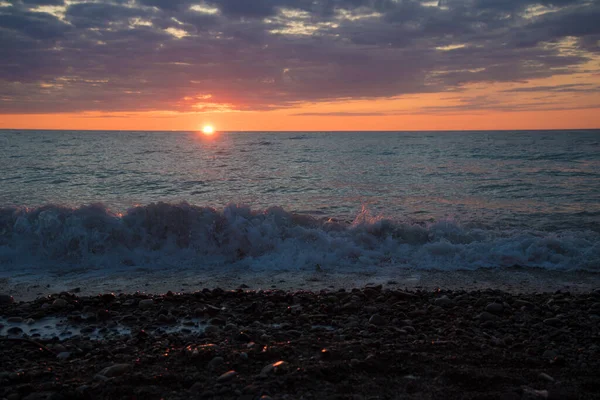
[202,125,215,135]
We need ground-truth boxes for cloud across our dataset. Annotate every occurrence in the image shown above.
[0,0,599,114]
[501,84,599,93]
[293,111,388,116]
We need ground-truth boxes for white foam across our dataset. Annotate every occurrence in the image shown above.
[0,203,599,281]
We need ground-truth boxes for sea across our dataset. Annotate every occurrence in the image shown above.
[1,129,599,284]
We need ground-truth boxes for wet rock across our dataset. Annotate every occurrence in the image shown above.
[539,372,555,382]
[7,327,23,335]
[208,356,224,370]
[138,299,154,309]
[7,317,23,323]
[98,363,132,377]
[217,370,237,383]
[485,303,504,315]
[52,299,68,309]
[260,361,289,377]
[435,296,455,308]
[0,294,14,305]
[478,312,500,322]
[56,352,71,360]
[369,314,386,326]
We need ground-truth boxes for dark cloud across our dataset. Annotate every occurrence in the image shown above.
[501,84,599,92]
[0,0,599,114]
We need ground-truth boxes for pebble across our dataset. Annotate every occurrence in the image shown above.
[208,356,224,369]
[260,361,288,377]
[98,363,132,377]
[538,372,555,382]
[7,327,23,335]
[485,303,504,315]
[52,299,68,309]
[0,294,14,305]
[217,370,237,383]
[369,314,386,326]
[478,312,500,322]
[138,299,154,309]
[434,296,455,308]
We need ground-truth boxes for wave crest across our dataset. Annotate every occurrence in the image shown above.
[1,202,599,271]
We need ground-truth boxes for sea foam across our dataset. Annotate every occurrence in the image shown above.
[1,203,598,274]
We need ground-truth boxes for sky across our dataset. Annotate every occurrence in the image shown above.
[0,0,599,131]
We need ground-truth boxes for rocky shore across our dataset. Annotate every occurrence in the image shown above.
[1,286,599,400]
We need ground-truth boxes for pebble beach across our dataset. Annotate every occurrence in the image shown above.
[1,285,600,400]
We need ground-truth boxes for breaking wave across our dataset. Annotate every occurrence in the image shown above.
[0,203,599,272]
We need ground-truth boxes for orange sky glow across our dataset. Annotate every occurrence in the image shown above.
[1,1,600,131]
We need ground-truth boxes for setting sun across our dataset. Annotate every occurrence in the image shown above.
[202,125,215,135]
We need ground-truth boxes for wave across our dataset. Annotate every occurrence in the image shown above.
[0,203,599,272]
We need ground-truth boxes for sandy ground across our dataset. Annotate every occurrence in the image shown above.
[1,265,599,301]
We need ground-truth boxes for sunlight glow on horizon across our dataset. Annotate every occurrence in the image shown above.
[202,125,215,135]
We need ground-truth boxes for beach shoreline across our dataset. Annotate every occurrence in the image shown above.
[2,266,599,302]
[1,285,599,399]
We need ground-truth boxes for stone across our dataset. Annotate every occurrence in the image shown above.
[369,314,386,326]
[485,303,504,315]
[542,350,558,359]
[56,352,71,360]
[208,356,224,370]
[189,382,203,393]
[7,327,23,335]
[260,361,288,377]
[138,299,154,309]
[434,296,455,308]
[52,299,68,309]
[543,318,563,327]
[478,312,500,322]
[539,372,555,382]
[7,316,23,323]
[99,363,132,377]
[217,370,237,383]
[0,294,14,305]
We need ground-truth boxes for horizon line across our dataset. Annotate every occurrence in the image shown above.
[1,128,599,133]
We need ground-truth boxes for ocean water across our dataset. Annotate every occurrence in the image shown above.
[1,129,599,275]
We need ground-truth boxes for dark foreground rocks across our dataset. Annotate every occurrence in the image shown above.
[1,287,600,400]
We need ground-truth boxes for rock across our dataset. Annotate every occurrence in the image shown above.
[543,318,563,327]
[99,363,132,377]
[485,303,504,315]
[7,327,23,335]
[189,382,203,393]
[0,294,14,305]
[217,370,237,383]
[260,361,288,377]
[138,299,154,309]
[369,314,386,326]
[208,356,224,370]
[56,352,71,360]
[434,296,455,308]
[7,316,23,323]
[478,312,500,322]
[539,372,555,382]
[52,299,68,309]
